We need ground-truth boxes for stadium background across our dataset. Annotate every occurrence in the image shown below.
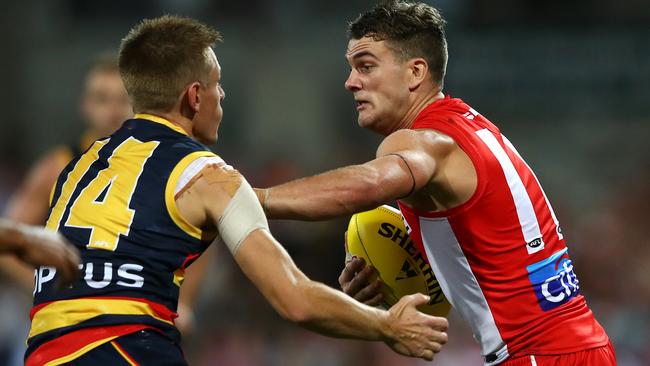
[0,0,648,365]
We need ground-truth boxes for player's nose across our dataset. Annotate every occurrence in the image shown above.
[345,70,361,92]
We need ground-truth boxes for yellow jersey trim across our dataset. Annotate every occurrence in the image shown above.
[44,336,119,366]
[173,268,185,287]
[29,298,174,339]
[110,340,139,366]
[134,113,189,136]
[165,151,218,240]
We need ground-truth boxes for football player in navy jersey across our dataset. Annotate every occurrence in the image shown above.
[1,54,207,336]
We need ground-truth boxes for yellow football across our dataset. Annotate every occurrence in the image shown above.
[346,205,451,316]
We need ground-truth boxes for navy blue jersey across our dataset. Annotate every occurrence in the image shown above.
[27,114,217,363]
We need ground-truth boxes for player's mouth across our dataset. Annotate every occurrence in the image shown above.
[355,100,370,111]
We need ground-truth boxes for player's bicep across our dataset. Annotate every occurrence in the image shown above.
[373,129,452,191]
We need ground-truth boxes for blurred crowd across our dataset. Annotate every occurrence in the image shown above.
[1,0,649,365]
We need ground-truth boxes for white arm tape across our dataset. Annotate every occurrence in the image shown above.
[217,180,269,254]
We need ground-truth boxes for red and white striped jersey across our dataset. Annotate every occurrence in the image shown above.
[397,96,609,365]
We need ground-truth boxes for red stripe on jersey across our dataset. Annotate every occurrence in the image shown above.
[25,324,150,366]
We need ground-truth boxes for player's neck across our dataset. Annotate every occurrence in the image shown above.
[392,91,445,133]
[142,110,194,137]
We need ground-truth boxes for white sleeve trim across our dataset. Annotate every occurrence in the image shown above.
[174,156,226,195]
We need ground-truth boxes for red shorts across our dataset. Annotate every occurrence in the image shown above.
[501,342,616,366]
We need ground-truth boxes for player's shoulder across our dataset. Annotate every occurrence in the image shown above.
[403,127,455,145]
[170,152,244,199]
[380,128,457,158]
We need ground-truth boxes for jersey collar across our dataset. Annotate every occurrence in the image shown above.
[134,113,189,136]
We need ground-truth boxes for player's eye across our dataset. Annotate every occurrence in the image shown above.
[358,64,374,74]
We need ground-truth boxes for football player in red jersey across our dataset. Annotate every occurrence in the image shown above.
[255,1,615,365]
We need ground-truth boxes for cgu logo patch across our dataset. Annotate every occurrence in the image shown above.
[526,248,580,311]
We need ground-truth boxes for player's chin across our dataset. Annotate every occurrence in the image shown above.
[357,114,375,129]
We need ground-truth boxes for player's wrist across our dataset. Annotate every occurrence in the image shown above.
[255,188,270,215]
[377,307,395,342]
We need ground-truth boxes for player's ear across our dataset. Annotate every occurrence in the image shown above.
[186,82,202,112]
[408,58,428,91]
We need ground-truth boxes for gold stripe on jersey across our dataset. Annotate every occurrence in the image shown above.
[165,151,218,240]
[173,268,185,287]
[134,113,188,136]
[44,336,120,366]
[110,340,139,366]
[46,140,109,232]
[29,298,174,339]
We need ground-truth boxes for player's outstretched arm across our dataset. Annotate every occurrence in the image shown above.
[0,219,80,286]
[235,228,448,361]
[177,161,448,360]
[257,129,452,221]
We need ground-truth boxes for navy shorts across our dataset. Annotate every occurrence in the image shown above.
[68,329,187,366]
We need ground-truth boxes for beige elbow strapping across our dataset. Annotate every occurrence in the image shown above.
[217,181,270,254]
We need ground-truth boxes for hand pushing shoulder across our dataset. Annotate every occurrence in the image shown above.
[174,156,269,254]
[175,157,243,229]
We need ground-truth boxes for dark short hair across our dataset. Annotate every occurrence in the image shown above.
[118,15,222,112]
[348,1,448,86]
